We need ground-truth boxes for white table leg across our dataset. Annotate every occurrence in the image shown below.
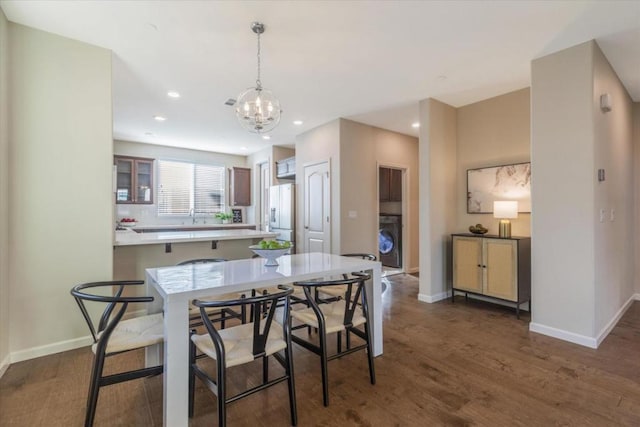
[162,296,189,427]
[144,272,163,367]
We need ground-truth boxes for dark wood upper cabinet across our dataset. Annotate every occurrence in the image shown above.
[230,167,251,206]
[114,155,154,204]
[379,167,402,202]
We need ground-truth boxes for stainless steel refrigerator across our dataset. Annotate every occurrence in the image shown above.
[269,183,295,249]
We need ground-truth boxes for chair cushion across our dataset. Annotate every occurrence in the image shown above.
[94,313,164,355]
[290,300,366,334]
[191,320,287,368]
[317,284,348,298]
[189,292,244,317]
[189,292,244,316]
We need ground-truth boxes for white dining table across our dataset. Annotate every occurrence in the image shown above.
[145,252,382,427]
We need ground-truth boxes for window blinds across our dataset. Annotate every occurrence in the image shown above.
[157,160,225,216]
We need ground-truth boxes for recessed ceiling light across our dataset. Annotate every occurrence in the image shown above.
[240,146,248,151]
[154,115,166,122]
[293,120,303,125]
[144,132,154,136]
[262,135,271,140]
[411,122,420,128]
[167,91,180,98]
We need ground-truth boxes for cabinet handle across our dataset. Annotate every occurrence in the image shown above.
[477,264,481,267]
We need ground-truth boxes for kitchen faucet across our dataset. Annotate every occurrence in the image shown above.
[189,208,197,224]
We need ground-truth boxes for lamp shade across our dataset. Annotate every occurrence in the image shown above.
[493,201,518,219]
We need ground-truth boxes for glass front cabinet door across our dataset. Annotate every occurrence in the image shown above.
[114,155,154,204]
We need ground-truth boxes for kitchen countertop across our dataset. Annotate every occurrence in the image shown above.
[131,223,257,231]
[114,228,277,247]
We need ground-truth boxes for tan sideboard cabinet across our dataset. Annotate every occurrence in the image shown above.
[451,234,531,318]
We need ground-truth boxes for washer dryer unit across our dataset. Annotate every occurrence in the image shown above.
[379,214,402,268]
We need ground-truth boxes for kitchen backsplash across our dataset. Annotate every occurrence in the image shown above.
[116,204,243,226]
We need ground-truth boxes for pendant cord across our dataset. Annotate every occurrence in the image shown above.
[256,31,262,89]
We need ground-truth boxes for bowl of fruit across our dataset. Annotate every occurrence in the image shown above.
[119,218,137,227]
[249,240,292,267]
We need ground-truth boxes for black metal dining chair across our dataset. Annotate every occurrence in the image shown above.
[317,253,377,299]
[178,258,246,327]
[290,273,375,406]
[189,285,297,426]
[70,280,164,427]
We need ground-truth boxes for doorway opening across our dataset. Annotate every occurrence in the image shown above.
[259,161,270,231]
[378,166,405,277]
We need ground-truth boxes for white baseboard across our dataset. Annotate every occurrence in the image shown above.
[529,322,598,348]
[10,335,93,364]
[8,309,148,364]
[418,291,450,303]
[0,353,10,379]
[594,293,640,347]
[529,293,640,349]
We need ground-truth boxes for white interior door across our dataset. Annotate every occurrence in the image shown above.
[303,161,331,253]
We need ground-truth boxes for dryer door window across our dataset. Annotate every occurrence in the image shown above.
[379,229,395,255]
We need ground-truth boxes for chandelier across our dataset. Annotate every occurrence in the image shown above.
[235,22,281,134]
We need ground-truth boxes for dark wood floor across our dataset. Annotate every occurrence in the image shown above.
[2,274,640,426]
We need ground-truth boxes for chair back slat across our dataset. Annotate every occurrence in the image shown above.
[193,286,293,362]
[98,284,125,333]
[72,296,99,343]
[342,282,364,328]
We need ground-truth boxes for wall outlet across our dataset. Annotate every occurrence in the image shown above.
[610,208,615,222]
[599,208,605,223]
[348,210,357,219]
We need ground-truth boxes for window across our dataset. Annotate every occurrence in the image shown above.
[157,160,225,216]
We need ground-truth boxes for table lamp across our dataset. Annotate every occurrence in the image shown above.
[493,201,518,238]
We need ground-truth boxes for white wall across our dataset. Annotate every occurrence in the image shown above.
[457,88,531,237]
[419,98,458,302]
[339,119,419,271]
[0,6,10,375]
[8,23,113,362]
[530,40,635,347]
[592,44,635,337]
[295,120,341,254]
[114,140,248,226]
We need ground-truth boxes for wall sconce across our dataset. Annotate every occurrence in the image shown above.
[494,201,518,238]
[600,93,612,113]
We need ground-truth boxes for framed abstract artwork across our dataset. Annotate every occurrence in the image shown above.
[467,162,531,213]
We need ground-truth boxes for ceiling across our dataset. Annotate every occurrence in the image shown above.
[1,1,639,155]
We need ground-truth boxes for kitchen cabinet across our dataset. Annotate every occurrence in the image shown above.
[276,157,295,179]
[451,234,531,318]
[379,167,402,202]
[230,167,251,206]
[114,155,154,204]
